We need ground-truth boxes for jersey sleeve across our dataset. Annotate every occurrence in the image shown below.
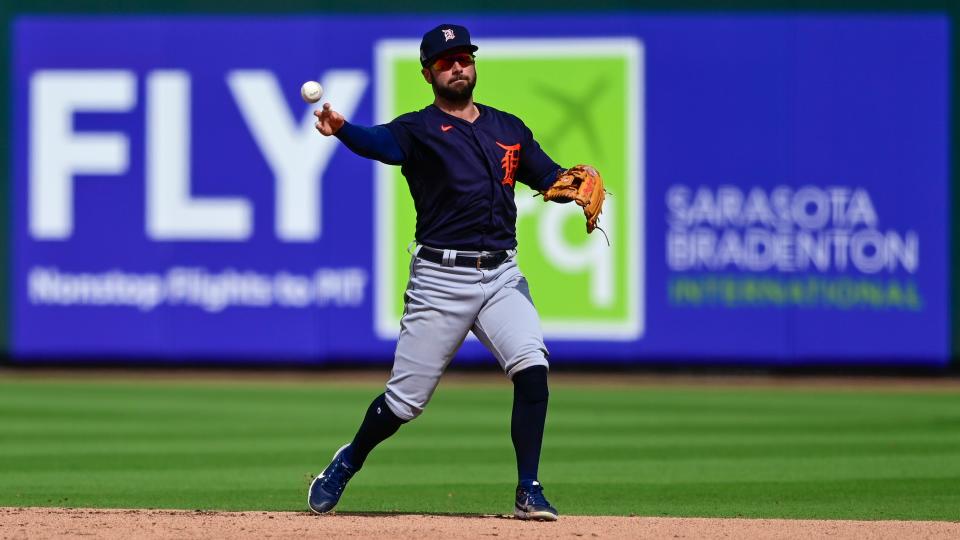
[334,122,405,165]
[382,112,421,165]
[517,123,562,191]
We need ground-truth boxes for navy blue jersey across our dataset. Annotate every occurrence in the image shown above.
[384,103,561,251]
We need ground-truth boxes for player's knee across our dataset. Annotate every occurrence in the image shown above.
[506,346,549,379]
[512,365,549,403]
[383,389,422,422]
[371,392,409,424]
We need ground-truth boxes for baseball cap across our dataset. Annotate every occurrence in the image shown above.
[420,24,479,67]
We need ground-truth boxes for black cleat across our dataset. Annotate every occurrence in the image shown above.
[308,444,357,514]
[514,480,559,521]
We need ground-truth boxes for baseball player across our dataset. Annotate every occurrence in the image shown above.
[307,23,605,521]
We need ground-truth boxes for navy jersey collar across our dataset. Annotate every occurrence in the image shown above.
[428,102,485,125]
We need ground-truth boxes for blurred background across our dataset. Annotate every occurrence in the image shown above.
[0,0,956,373]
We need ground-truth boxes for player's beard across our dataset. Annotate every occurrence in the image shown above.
[433,73,476,103]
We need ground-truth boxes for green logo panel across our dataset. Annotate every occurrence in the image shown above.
[378,40,641,339]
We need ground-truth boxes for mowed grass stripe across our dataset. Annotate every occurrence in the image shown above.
[4,446,960,480]
[7,422,960,443]
[10,477,957,518]
[1,378,958,519]
[5,440,960,472]
[5,419,956,439]
[6,435,960,455]
[6,456,960,491]
[2,379,955,409]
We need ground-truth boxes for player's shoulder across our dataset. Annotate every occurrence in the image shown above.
[478,103,523,123]
[388,106,440,131]
[390,108,426,125]
[476,103,532,137]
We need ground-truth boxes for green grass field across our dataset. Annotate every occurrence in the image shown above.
[1,376,958,520]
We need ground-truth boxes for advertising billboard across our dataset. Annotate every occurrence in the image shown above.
[12,15,950,364]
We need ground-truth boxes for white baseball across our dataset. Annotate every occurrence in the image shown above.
[301,81,324,103]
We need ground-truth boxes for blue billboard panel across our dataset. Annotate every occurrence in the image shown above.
[12,15,950,364]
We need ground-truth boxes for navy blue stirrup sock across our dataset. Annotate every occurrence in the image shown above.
[345,393,406,469]
[511,366,549,483]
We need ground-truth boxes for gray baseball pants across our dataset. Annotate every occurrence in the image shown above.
[384,246,550,421]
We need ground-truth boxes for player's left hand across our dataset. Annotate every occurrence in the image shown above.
[540,164,606,234]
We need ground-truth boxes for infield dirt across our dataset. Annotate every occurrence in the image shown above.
[3,507,959,539]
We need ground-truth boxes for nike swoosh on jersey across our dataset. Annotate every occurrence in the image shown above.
[441,124,453,132]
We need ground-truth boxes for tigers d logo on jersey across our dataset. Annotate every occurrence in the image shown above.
[496,141,520,187]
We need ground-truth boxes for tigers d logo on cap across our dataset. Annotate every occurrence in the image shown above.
[420,23,479,67]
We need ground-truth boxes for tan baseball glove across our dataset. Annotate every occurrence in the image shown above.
[540,165,606,234]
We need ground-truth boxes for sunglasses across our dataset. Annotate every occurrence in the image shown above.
[432,53,476,71]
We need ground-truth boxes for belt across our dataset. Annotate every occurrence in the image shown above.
[416,247,511,269]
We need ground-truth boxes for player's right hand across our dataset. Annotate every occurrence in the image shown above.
[314,103,345,136]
